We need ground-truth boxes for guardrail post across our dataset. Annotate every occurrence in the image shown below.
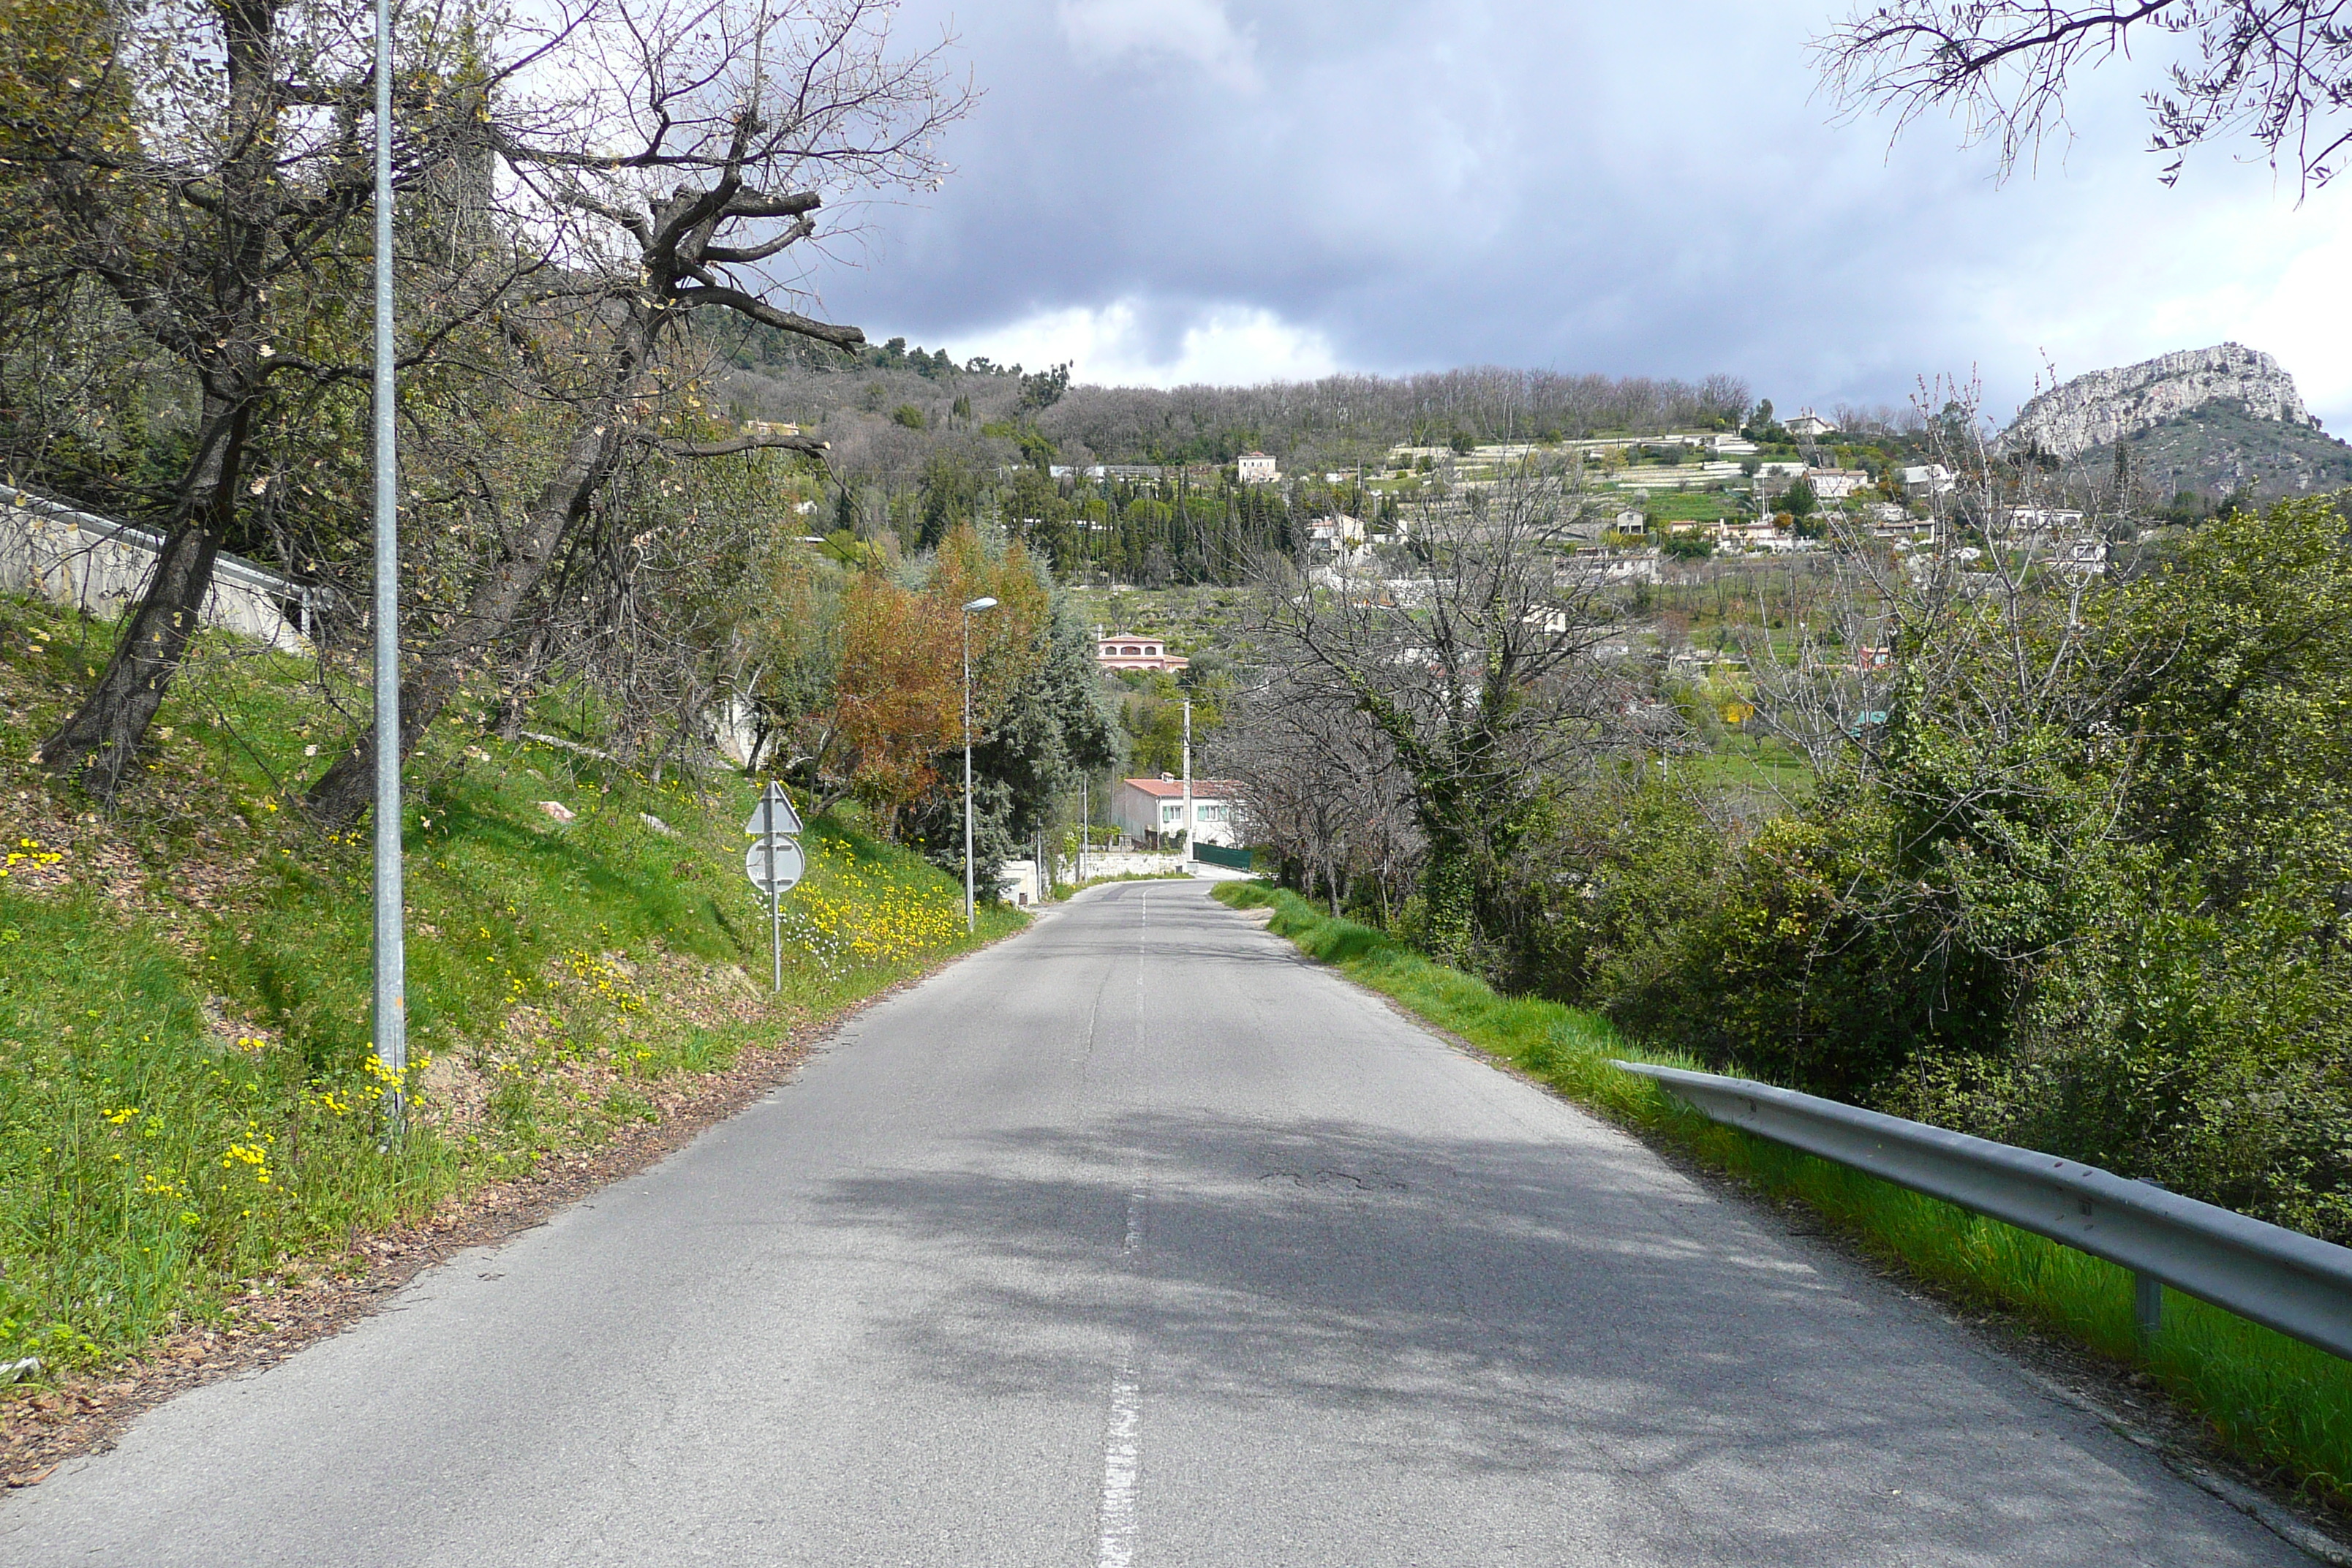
[2131,1177,2166,1343]
[2134,1271,2164,1343]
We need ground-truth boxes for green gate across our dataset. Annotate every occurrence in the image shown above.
[1193,842,1256,871]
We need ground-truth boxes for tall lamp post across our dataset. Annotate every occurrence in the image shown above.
[371,0,406,1127]
[961,596,998,932]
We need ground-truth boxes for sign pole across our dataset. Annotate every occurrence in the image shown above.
[764,804,779,993]
[742,783,804,987]
[1182,698,1193,864]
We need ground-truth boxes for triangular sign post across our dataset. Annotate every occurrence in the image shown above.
[745,782,804,839]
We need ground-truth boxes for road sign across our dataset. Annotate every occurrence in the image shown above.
[744,834,805,897]
[744,783,804,994]
[745,782,804,838]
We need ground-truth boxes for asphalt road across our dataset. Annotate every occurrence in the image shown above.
[1,881,2307,1566]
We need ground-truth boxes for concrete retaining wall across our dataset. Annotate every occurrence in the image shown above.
[0,484,314,652]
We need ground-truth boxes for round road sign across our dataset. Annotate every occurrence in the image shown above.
[744,836,806,897]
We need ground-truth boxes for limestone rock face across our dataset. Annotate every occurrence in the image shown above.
[2005,344,2318,461]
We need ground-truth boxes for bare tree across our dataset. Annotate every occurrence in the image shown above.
[1251,467,1629,965]
[5,0,488,799]
[1815,1,2352,193]
[304,0,969,824]
[1213,677,1418,918]
[1732,377,2171,1029]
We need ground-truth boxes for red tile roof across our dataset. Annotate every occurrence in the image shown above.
[1120,777,1238,798]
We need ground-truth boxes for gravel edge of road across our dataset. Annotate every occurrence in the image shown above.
[1223,897,2352,1567]
[0,919,1041,1493]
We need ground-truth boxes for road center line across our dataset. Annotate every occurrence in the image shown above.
[1095,1188,1147,1567]
[1095,1341,1143,1568]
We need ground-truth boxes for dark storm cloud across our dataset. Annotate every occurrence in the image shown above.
[799,1,2352,424]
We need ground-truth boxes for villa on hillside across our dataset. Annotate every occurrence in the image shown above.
[1237,452,1278,483]
[1787,410,1839,439]
[1303,515,1367,558]
[1111,775,1242,849]
[1095,632,1189,674]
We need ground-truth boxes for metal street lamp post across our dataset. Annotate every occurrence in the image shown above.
[961,596,998,932]
[370,0,405,1128]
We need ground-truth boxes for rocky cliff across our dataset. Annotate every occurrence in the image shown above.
[2004,343,2319,461]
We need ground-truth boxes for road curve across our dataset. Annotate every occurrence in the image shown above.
[0,881,2304,1566]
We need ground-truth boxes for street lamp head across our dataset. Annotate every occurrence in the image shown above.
[962,596,998,613]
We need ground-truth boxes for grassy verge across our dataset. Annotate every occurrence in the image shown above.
[0,591,1021,1376]
[1215,880,2352,1509]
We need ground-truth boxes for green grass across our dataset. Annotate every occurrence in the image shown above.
[1636,489,1744,521]
[1215,880,2352,1508]
[0,591,1021,1372]
[1676,739,1812,796]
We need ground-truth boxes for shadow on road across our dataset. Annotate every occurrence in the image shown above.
[799,1108,2219,1564]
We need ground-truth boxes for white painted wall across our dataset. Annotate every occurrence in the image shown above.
[0,485,313,652]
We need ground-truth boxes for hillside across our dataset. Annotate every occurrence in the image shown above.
[709,331,1752,491]
[2088,397,2352,502]
[0,587,1019,1385]
[2002,342,2351,502]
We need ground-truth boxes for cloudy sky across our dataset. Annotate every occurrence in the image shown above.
[802,0,2352,430]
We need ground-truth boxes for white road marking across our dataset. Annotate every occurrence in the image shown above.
[1096,1341,1143,1568]
[1096,1188,1147,1567]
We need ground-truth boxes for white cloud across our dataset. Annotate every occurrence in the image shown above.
[1951,173,2352,430]
[1056,0,1258,90]
[2157,214,2352,429]
[946,298,1338,388]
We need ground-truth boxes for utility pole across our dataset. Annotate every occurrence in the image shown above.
[961,596,998,932]
[1181,699,1193,865]
[369,0,406,1127]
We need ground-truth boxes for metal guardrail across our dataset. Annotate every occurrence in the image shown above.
[1613,1059,2352,1360]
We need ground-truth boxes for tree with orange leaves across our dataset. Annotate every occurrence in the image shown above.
[827,576,962,833]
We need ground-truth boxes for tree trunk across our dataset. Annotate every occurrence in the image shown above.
[305,385,635,827]
[1419,834,1477,969]
[39,396,252,801]
[39,524,225,800]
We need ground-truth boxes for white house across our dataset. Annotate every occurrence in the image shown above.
[1,483,314,652]
[1900,464,1956,497]
[1304,514,1366,554]
[1111,776,1242,848]
[1806,469,1870,500]
[1998,507,2087,534]
[1237,452,1278,483]
[1095,631,1190,674]
[1787,409,1839,439]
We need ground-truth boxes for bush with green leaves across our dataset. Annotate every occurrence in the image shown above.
[1613,495,2352,1237]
